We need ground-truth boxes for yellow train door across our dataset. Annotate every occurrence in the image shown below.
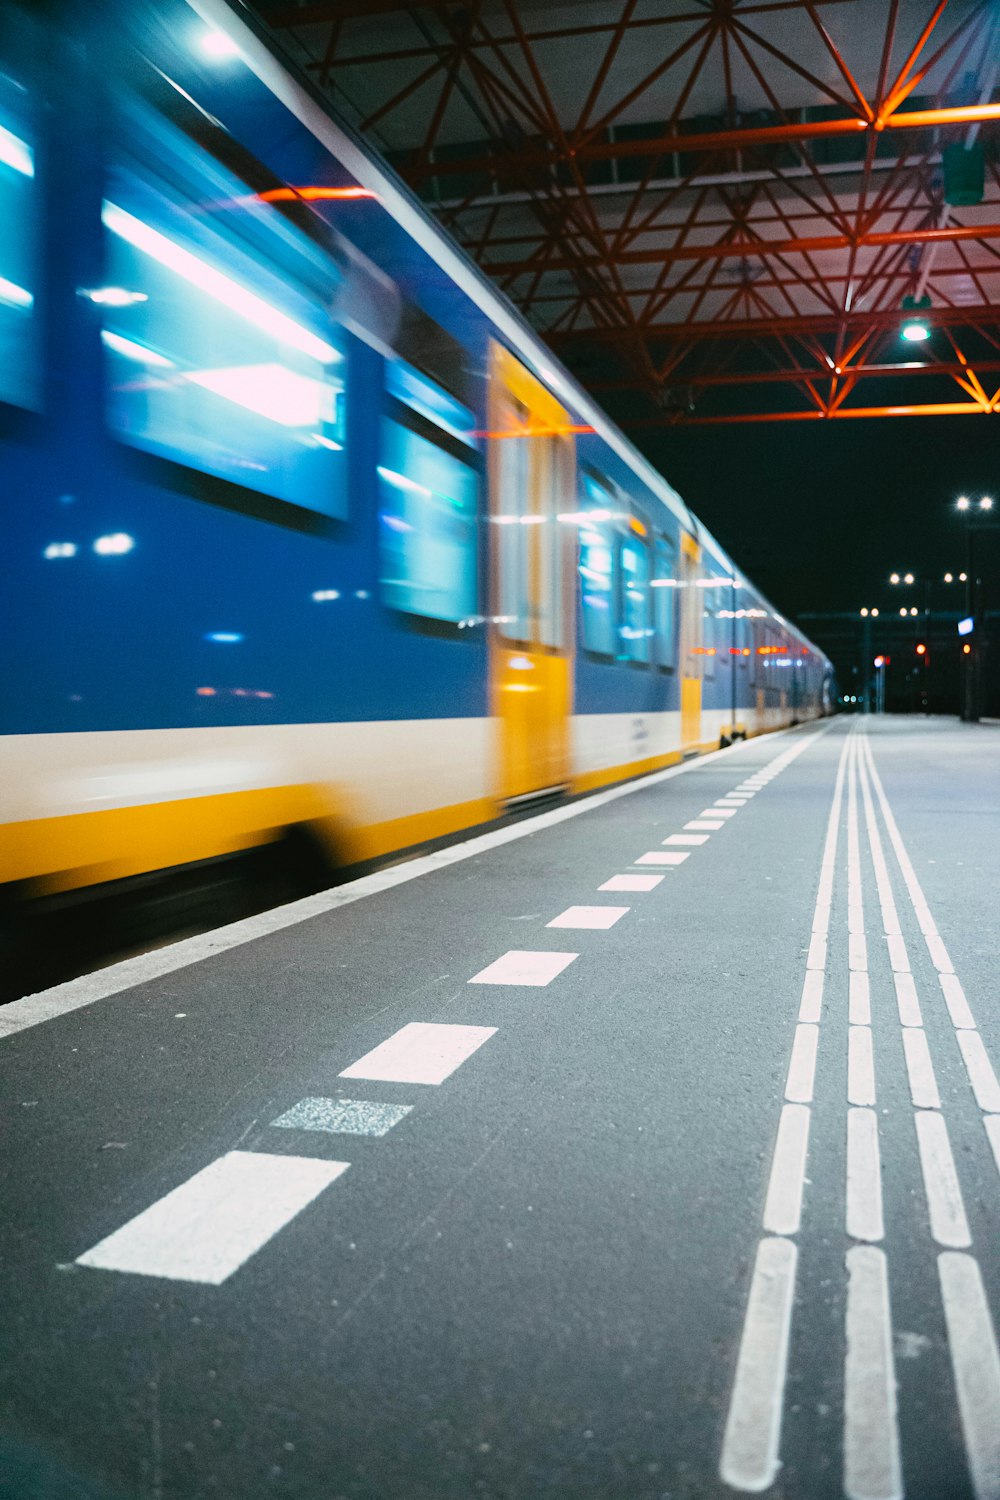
[488,343,574,805]
[680,532,703,753]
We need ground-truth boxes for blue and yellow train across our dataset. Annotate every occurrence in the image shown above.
[0,0,832,980]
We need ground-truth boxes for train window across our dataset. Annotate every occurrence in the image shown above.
[495,419,531,641]
[577,470,616,656]
[0,65,38,410]
[620,534,651,663]
[652,536,677,667]
[101,102,348,515]
[380,358,479,624]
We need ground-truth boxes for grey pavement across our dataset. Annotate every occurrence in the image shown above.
[1,716,998,1500]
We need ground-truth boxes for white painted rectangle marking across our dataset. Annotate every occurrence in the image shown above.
[799,970,823,1023]
[844,1245,902,1500]
[806,933,827,971]
[716,797,750,806]
[547,905,628,930]
[702,807,737,818]
[685,820,724,831]
[341,1021,497,1083]
[635,851,689,866]
[763,1104,810,1235]
[848,1026,876,1106]
[784,1024,819,1103]
[886,935,910,974]
[272,1097,412,1136]
[957,1031,1000,1114]
[76,1151,348,1285]
[849,933,868,973]
[812,903,832,935]
[894,972,922,1028]
[599,873,663,892]
[848,903,865,936]
[663,833,709,846]
[468,952,577,988]
[941,974,976,1030]
[719,1236,797,1494]
[938,1252,1000,1500]
[915,1111,971,1248]
[849,971,871,1026]
[846,1108,884,1243]
[902,1029,940,1110]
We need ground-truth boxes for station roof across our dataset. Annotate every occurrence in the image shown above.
[255,0,1000,427]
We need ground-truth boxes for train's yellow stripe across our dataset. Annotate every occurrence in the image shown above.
[3,717,814,896]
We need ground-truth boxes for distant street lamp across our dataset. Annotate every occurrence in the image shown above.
[955,496,996,722]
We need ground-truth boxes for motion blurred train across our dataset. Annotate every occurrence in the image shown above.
[0,0,832,982]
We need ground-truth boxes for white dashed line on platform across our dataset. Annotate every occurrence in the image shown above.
[76,1152,349,1285]
[663,833,709,846]
[685,820,725,831]
[546,905,629,930]
[468,951,577,987]
[340,1022,498,1083]
[635,851,689,866]
[599,874,663,892]
[901,1030,941,1110]
[702,807,737,817]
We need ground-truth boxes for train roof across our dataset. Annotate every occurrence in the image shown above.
[188,0,826,661]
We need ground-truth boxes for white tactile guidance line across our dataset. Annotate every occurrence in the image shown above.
[76,1151,348,1285]
[914,1111,971,1249]
[719,1236,798,1492]
[938,1252,1000,1500]
[843,1245,902,1500]
[546,905,628,930]
[340,1022,497,1083]
[468,952,577,987]
[272,1098,412,1136]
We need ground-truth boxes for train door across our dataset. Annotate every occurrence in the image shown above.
[488,343,574,805]
[680,533,702,753]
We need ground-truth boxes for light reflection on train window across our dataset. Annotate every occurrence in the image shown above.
[378,413,478,624]
[101,100,347,515]
[0,59,38,411]
[620,534,651,664]
[578,487,616,657]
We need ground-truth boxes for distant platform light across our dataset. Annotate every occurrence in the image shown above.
[44,542,77,559]
[871,607,879,617]
[889,572,899,584]
[311,589,340,602]
[901,319,930,343]
[944,572,954,583]
[904,572,914,584]
[958,617,974,636]
[957,496,971,510]
[981,496,994,511]
[205,631,243,643]
[860,607,869,617]
[899,607,907,617]
[93,532,134,555]
[910,607,918,616]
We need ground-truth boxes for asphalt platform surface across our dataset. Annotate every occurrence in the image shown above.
[1,715,999,1500]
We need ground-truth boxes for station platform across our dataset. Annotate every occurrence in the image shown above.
[1,717,999,1500]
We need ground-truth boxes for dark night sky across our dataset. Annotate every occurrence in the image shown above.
[635,414,999,626]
